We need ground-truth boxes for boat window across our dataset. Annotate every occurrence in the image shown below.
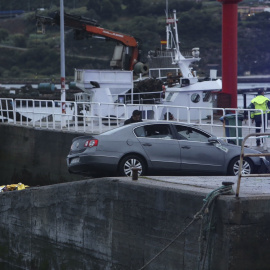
[175,125,210,142]
[191,93,200,103]
[203,91,212,102]
[135,124,172,139]
[166,92,174,101]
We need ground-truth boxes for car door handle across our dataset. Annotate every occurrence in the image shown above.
[142,143,152,146]
[181,146,190,149]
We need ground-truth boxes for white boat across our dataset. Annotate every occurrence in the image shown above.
[2,3,270,124]
[73,8,222,121]
[4,5,269,124]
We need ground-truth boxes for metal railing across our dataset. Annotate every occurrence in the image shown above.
[236,132,270,197]
[1,97,270,146]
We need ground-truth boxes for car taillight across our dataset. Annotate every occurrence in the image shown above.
[84,139,98,148]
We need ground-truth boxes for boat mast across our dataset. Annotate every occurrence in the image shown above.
[172,9,181,63]
[169,9,199,81]
[165,7,186,70]
[165,0,170,50]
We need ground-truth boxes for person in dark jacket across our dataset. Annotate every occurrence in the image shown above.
[124,110,142,125]
[248,89,270,146]
[163,112,175,120]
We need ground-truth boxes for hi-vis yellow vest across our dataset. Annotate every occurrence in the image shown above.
[250,95,270,118]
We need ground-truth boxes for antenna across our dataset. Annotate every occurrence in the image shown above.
[165,0,170,50]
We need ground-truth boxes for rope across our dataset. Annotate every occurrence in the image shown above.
[198,200,216,270]
[198,184,234,270]
[137,183,234,270]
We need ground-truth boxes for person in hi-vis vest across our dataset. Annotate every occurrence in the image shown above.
[248,89,270,146]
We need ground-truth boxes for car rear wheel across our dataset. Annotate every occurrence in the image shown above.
[228,157,254,176]
[118,155,146,177]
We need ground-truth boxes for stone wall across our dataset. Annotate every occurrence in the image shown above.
[0,177,270,270]
[0,124,82,186]
[0,178,206,270]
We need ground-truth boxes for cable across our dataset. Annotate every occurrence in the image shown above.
[137,184,234,270]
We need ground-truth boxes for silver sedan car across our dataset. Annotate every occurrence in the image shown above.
[67,121,266,177]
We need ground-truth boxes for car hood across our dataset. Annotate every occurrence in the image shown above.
[220,141,262,154]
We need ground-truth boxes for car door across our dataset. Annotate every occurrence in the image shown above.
[134,124,181,171]
[174,124,225,174]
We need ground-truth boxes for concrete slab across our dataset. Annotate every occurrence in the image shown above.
[120,175,270,197]
[1,176,270,269]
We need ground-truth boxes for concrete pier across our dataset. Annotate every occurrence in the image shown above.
[1,124,270,269]
[0,176,269,269]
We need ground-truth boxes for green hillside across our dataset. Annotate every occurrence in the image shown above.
[0,0,269,81]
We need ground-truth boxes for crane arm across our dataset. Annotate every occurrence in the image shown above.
[36,12,138,48]
[84,25,138,47]
[36,12,146,73]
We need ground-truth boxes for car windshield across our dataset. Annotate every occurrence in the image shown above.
[175,125,210,142]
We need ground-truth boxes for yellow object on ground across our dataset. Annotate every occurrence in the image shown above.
[0,183,29,192]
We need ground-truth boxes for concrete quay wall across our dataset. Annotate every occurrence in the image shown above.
[0,124,82,186]
[0,177,270,270]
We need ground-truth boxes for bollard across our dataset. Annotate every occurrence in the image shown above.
[222,181,234,186]
[222,181,235,195]
[132,167,140,181]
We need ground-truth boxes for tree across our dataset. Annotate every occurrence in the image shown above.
[12,34,27,48]
[102,0,114,19]
[0,28,9,42]
[10,66,21,77]
[123,0,143,15]
[87,0,102,14]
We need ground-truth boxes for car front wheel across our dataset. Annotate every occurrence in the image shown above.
[118,155,146,177]
[228,157,254,176]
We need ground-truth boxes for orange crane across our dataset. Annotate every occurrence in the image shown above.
[36,12,148,74]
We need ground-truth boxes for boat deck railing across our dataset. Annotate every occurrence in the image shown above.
[149,68,181,80]
[75,91,164,105]
[149,49,193,58]
[1,97,270,148]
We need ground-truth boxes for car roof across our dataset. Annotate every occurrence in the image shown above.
[101,121,203,136]
[123,120,195,127]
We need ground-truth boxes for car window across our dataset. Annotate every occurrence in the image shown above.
[134,126,146,137]
[135,124,172,139]
[175,125,210,142]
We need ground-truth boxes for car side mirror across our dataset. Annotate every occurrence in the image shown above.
[208,136,219,144]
